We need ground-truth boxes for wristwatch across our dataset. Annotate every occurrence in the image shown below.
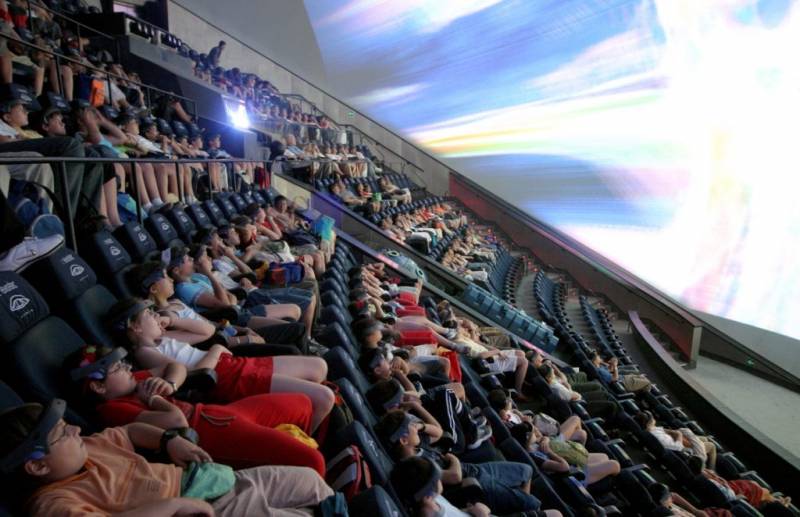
[159,428,181,455]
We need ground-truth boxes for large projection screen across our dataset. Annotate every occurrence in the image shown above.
[304,0,800,342]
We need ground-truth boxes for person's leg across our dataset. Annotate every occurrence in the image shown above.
[0,188,25,252]
[585,458,620,485]
[138,163,162,207]
[195,396,325,474]
[513,350,528,392]
[212,466,334,517]
[252,321,307,349]
[467,462,542,514]
[59,64,73,100]
[559,416,587,444]
[154,162,170,201]
[271,355,327,383]
[269,374,334,432]
[701,438,717,469]
[264,303,302,322]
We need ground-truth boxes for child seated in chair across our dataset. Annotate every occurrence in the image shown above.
[0,399,333,516]
[66,345,326,475]
[107,297,335,433]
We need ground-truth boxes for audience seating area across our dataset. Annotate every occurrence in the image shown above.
[0,3,794,517]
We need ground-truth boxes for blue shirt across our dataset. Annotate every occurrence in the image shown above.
[596,366,613,384]
[174,273,214,310]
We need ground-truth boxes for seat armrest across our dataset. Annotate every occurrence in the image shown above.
[174,368,218,402]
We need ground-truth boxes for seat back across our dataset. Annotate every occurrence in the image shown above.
[80,230,134,298]
[335,377,377,429]
[203,200,228,227]
[113,222,159,263]
[145,213,184,250]
[326,420,394,487]
[325,346,370,393]
[165,206,197,243]
[186,202,213,229]
[23,248,118,348]
[215,194,238,220]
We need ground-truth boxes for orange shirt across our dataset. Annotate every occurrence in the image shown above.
[28,427,182,517]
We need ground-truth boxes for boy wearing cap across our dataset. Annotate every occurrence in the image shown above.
[379,410,557,516]
[390,456,491,517]
[67,345,326,474]
[0,400,333,516]
[0,84,97,220]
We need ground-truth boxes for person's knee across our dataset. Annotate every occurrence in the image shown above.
[609,460,621,475]
[309,356,328,380]
[290,304,302,320]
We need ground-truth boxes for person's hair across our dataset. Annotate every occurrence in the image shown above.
[538,364,553,381]
[63,346,116,410]
[218,40,226,46]
[348,278,364,290]
[686,455,704,476]
[0,404,47,501]
[647,483,671,506]
[634,410,654,430]
[358,347,383,380]
[588,350,600,361]
[273,195,288,207]
[390,456,437,510]
[348,288,368,301]
[374,409,409,459]
[488,389,509,412]
[230,215,251,228]
[130,261,163,297]
[352,317,382,343]
[366,380,400,416]
[105,298,145,348]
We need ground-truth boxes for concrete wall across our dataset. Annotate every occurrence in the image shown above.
[166,0,452,195]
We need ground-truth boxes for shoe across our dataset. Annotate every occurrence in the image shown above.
[0,234,64,272]
[466,423,493,450]
[305,337,329,356]
[445,328,458,340]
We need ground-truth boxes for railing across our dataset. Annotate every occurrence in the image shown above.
[0,156,261,252]
[22,0,121,62]
[0,32,198,118]
[167,1,440,187]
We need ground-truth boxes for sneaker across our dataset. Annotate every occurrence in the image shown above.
[445,328,458,340]
[0,234,64,272]
[305,337,329,356]
[466,423,493,450]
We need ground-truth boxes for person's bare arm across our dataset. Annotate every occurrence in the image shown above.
[133,395,189,429]
[441,453,463,485]
[168,315,217,337]
[97,112,129,145]
[223,246,252,273]
[195,257,236,305]
[194,344,230,370]
[671,492,708,517]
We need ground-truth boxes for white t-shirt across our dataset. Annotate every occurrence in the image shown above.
[434,495,469,517]
[154,337,208,368]
[650,426,684,452]
[550,380,576,402]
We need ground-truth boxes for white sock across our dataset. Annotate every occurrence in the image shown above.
[151,197,164,207]
[143,202,153,212]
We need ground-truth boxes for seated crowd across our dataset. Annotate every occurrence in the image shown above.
[0,3,793,517]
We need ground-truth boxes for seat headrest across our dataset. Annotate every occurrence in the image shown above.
[145,214,181,249]
[114,222,157,261]
[86,231,132,275]
[24,247,97,303]
[0,272,50,343]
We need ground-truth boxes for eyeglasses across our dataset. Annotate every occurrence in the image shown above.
[106,361,132,376]
[48,422,70,448]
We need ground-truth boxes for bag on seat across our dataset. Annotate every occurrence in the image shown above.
[325,445,372,502]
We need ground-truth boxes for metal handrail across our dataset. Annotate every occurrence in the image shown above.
[0,31,197,117]
[23,0,118,55]
[168,0,435,181]
[0,155,264,251]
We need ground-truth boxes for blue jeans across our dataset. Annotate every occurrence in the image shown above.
[461,462,540,514]
[246,287,312,313]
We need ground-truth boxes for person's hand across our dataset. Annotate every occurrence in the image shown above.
[137,376,175,401]
[166,436,213,468]
[540,436,551,451]
[401,391,421,404]
[173,497,215,516]
[222,245,237,258]
[159,314,173,330]
[465,502,491,517]
[443,452,460,470]
[196,255,213,273]
[400,399,423,413]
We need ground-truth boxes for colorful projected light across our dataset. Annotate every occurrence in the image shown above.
[306,0,800,340]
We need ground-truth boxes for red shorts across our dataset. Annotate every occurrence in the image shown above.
[396,329,438,347]
[397,291,418,306]
[397,305,426,317]
[212,353,274,403]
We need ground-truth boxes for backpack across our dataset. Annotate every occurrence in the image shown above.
[325,445,372,502]
[315,492,349,517]
[7,179,64,238]
[315,381,354,444]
